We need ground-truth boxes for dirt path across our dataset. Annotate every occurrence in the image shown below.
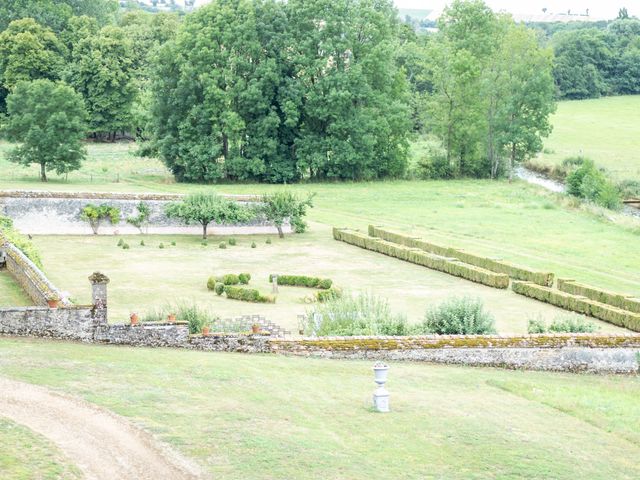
[0,376,202,480]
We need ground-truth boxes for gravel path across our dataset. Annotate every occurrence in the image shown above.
[0,376,202,480]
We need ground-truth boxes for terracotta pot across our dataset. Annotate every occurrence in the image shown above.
[202,326,210,336]
[168,313,176,323]
[47,299,59,309]
[130,313,139,325]
[251,324,261,334]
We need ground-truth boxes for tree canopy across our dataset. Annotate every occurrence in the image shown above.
[3,79,88,181]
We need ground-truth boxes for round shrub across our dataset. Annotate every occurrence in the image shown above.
[228,238,236,246]
[201,241,208,246]
[317,279,333,290]
[266,238,272,244]
[171,241,176,246]
[421,297,496,335]
[206,276,217,291]
[159,243,165,249]
[251,242,257,248]
[220,273,240,285]
[122,243,130,250]
[214,282,225,296]
[238,273,251,285]
[117,238,124,247]
[140,240,145,246]
[219,242,227,249]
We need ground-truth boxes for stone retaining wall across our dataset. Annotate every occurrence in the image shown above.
[0,190,289,235]
[0,306,97,341]
[1,242,69,306]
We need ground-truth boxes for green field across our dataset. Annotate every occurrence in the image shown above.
[539,95,640,182]
[1,338,640,479]
[30,228,625,334]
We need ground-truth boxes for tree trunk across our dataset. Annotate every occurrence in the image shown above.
[202,223,208,240]
[277,225,284,239]
[509,143,516,183]
[40,163,47,182]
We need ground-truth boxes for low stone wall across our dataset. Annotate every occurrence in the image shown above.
[94,322,190,347]
[0,306,97,341]
[0,190,289,235]
[1,242,68,307]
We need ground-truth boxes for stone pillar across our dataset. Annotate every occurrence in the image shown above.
[89,272,110,325]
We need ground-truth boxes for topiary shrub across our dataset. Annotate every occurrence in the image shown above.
[228,238,236,246]
[219,242,227,249]
[206,276,217,291]
[117,238,124,247]
[269,274,333,289]
[266,238,272,244]
[218,273,240,285]
[159,242,165,249]
[238,273,251,285]
[316,288,343,303]
[421,297,496,335]
[201,241,208,246]
[224,286,275,303]
[122,243,130,250]
[140,240,145,246]
[251,242,257,248]
[171,241,176,246]
[214,282,225,296]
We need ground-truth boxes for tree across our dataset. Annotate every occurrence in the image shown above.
[165,193,255,239]
[65,25,136,139]
[80,204,121,234]
[0,19,67,92]
[3,79,88,182]
[126,202,151,234]
[259,191,314,238]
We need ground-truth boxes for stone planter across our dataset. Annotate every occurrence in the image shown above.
[47,299,59,309]
[168,313,176,323]
[202,326,210,336]
[130,313,139,325]
[252,324,261,334]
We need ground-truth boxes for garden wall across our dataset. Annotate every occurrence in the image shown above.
[368,225,554,286]
[557,278,640,314]
[1,241,69,307]
[0,190,289,235]
[0,305,98,341]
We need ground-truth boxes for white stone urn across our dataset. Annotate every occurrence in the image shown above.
[372,362,390,413]
[373,362,389,385]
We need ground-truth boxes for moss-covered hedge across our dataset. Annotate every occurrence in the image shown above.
[368,225,554,286]
[558,278,640,314]
[512,281,640,332]
[224,286,275,303]
[334,228,509,289]
[268,274,332,289]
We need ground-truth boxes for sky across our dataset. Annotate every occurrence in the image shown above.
[394,0,640,19]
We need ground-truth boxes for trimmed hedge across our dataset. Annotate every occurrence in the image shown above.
[224,286,275,303]
[269,274,332,289]
[316,288,343,302]
[557,278,640,314]
[512,281,640,332]
[334,228,509,289]
[368,225,554,286]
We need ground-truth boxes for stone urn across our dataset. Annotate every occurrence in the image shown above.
[373,362,389,385]
[372,362,390,413]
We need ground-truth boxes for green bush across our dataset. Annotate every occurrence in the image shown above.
[0,216,43,268]
[527,317,547,334]
[117,238,124,247]
[219,242,227,249]
[206,277,217,291]
[80,204,121,234]
[302,292,409,336]
[421,297,496,335]
[549,314,599,333]
[159,242,165,249]
[171,241,176,246]
[566,160,622,210]
[618,180,640,199]
[140,240,145,246]
[218,274,240,285]
[122,243,130,250]
[214,282,225,296]
[269,274,333,289]
[251,242,257,248]
[238,273,251,285]
[143,303,221,333]
[316,288,343,303]
[228,238,236,246]
[224,286,275,303]
[266,238,272,244]
[201,241,208,246]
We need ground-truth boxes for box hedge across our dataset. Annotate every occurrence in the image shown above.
[512,281,640,332]
[334,228,509,289]
[369,225,554,286]
[224,286,275,303]
[269,274,332,289]
[558,278,640,314]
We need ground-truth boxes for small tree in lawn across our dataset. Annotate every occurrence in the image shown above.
[3,79,87,182]
[80,204,121,235]
[165,193,254,240]
[260,192,315,238]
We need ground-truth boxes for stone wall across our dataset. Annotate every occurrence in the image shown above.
[0,305,98,341]
[1,242,69,307]
[0,190,289,235]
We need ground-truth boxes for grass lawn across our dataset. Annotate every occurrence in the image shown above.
[538,95,640,182]
[0,416,82,480]
[0,338,639,479]
[0,271,31,307]
[30,227,626,334]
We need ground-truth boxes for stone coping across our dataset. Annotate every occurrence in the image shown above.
[0,190,260,202]
[269,333,640,349]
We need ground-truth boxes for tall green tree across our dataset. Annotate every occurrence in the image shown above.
[0,19,67,91]
[3,79,88,181]
[65,25,136,139]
